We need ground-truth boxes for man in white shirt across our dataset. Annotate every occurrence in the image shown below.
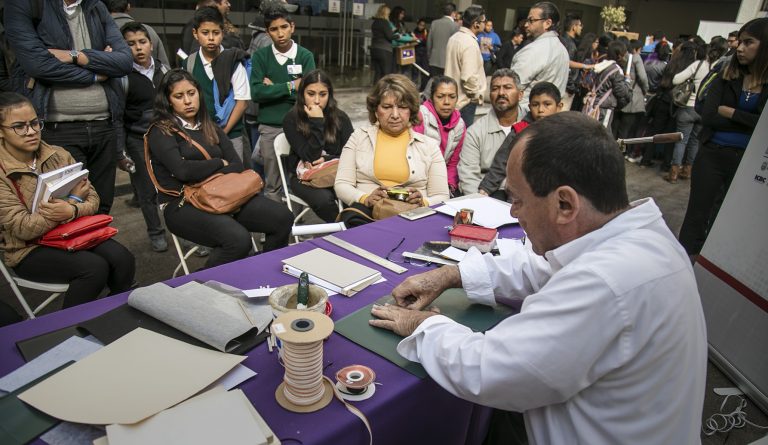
[510,1,570,110]
[370,112,707,445]
[458,69,523,195]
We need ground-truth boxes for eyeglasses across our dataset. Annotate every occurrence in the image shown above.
[1,119,44,136]
[525,17,546,24]
[385,237,437,268]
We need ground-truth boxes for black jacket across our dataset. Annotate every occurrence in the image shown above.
[596,62,632,111]
[4,0,132,120]
[282,109,354,174]
[700,75,768,144]
[147,125,243,203]
[371,18,398,53]
[4,0,132,152]
[124,61,169,136]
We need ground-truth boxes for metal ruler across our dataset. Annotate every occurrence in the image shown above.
[323,235,408,274]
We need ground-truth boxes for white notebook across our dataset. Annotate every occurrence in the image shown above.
[31,162,83,213]
[282,248,382,297]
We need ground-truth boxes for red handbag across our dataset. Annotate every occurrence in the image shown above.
[38,215,118,252]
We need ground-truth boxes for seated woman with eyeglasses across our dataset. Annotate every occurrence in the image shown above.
[0,92,135,310]
[335,74,449,226]
[147,69,292,269]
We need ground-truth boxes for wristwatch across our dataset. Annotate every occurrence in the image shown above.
[70,49,79,65]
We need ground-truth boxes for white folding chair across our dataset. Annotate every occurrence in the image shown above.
[273,133,343,244]
[170,233,260,278]
[0,260,68,319]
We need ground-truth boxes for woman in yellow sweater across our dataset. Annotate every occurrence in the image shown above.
[334,74,449,225]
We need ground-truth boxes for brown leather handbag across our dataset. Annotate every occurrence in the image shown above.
[299,159,339,189]
[145,125,264,214]
[372,198,419,220]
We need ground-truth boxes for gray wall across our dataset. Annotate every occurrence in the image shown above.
[623,0,739,39]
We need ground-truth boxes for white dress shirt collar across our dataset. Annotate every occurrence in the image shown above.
[133,58,155,81]
[175,116,201,131]
[272,40,298,65]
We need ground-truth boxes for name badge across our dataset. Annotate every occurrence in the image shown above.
[287,64,303,76]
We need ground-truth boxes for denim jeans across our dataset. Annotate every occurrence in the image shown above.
[671,106,701,166]
[42,120,117,214]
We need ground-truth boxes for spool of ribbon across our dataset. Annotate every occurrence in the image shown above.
[335,365,376,401]
[272,311,335,413]
[272,312,374,445]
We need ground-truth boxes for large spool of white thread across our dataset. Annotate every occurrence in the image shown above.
[272,311,335,412]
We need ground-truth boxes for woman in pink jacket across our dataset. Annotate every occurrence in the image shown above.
[413,76,466,196]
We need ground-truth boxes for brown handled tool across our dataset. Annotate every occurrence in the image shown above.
[617,132,684,147]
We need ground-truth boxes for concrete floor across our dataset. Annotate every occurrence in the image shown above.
[2,88,767,443]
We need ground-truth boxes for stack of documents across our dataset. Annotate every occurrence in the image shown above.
[436,195,518,228]
[282,248,382,297]
[31,162,88,213]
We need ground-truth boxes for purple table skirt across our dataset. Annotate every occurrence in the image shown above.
[0,212,524,445]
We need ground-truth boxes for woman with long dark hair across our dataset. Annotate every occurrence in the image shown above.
[679,18,768,256]
[282,69,353,222]
[147,69,291,269]
[0,92,134,310]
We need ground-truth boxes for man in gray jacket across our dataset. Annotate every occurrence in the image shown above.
[510,1,569,110]
[427,3,458,78]
[458,69,524,195]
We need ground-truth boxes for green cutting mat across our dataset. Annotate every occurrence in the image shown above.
[334,289,515,378]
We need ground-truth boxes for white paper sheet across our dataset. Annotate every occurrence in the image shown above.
[496,238,527,256]
[205,364,257,391]
[0,336,102,394]
[437,196,518,228]
[106,387,268,445]
[439,246,467,262]
[243,287,275,298]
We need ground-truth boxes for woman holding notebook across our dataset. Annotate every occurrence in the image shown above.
[0,92,135,310]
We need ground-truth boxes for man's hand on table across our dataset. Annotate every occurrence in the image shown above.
[369,304,441,337]
[390,265,462,310]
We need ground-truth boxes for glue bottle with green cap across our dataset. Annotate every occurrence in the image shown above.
[297,272,309,310]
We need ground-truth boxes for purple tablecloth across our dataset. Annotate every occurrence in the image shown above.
[0,212,524,445]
